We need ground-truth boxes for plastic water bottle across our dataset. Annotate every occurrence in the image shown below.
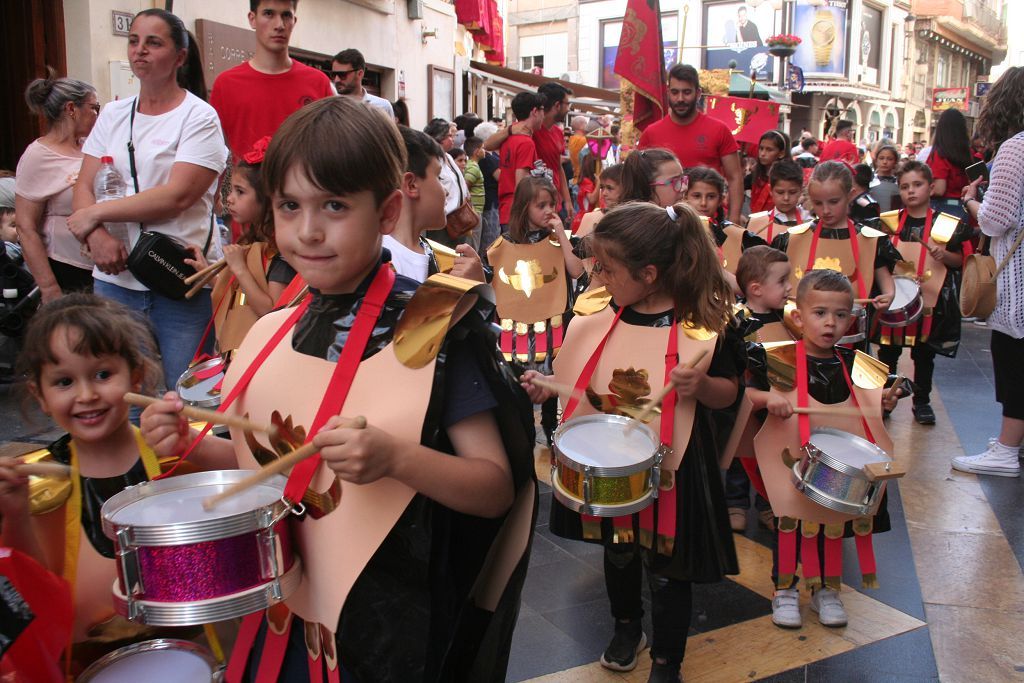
[94,156,132,250]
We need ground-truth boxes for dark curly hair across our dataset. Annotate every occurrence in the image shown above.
[976,66,1024,153]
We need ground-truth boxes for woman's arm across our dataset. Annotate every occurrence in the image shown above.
[930,178,948,197]
[13,196,62,303]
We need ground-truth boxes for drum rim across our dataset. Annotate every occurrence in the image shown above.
[111,558,302,627]
[877,276,924,327]
[176,357,226,407]
[803,427,891,478]
[551,470,654,517]
[76,638,218,682]
[101,470,290,546]
[793,464,878,516]
[552,413,659,476]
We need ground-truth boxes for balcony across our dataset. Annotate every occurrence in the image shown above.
[912,0,1007,57]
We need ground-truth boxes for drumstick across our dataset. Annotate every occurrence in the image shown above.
[884,376,907,402]
[791,406,871,418]
[528,376,586,402]
[625,349,710,434]
[202,416,367,510]
[184,266,223,299]
[123,392,279,439]
[183,258,226,285]
[853,298,875,305]
[12,460,71,478]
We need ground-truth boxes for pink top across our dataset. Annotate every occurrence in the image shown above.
[15,140,92,269]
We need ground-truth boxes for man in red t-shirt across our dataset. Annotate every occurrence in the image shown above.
[497,92,544,226]
[818,120,860,166]
[210,0,335,162]
[639,64,744,222]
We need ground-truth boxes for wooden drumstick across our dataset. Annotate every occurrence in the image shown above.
[791,406,870,418]
[11,460,71,478]
[183,258,226,285]
[625,349,710,435]
[202,416,367,510]
[184,266,223,299]
[853,298,875,305]
[528,376,586,403]
[124,392,279,439]
[884,376,907,402]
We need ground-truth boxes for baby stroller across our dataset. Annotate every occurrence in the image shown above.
[0,250,39,377]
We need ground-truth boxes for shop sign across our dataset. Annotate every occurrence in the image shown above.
[932,87,969,112]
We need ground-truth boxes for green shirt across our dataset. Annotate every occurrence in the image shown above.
[464,160,485,213]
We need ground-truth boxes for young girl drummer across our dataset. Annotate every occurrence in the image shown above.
[686,166,766,277]
[141,96,531,682]
[523,201,741,683]
[0,294,235,674]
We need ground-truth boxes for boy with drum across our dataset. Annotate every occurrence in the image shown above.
[873,160,971,425]
[743,270,909,629]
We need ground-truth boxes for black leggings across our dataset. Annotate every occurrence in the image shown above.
[604,544,693,665]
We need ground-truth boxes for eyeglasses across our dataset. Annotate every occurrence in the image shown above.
[649,174,688,192]
[329,69,357,79]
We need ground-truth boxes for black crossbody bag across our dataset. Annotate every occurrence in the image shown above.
[123,98,213,300]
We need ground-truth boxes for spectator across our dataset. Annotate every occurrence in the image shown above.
[210,0,333,162]
[1,177,19,264]
[15,72,99,301]
[794,137,819,169]
[639,63,744,222]
[497,93,544,229]
[953,66,1024,478]
[474,120,502,255]
[925,108,973,218]
[819,119,859,165]
[869,143,900,212]
[423,117,473,248]
[67,9,228,387]
[392,98,410,127]
[331,48,394,118]
[568,115,588,183]
[463,136,486,217]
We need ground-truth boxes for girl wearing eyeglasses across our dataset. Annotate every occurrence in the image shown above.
[617,148,688,207]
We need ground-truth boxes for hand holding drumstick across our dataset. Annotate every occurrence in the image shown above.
[625,349,712,434]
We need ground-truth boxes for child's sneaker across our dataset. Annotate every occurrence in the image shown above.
[647,659,682,683]
[771,588,802,628]
[599,619,646,671]
[912,403,936,425]
[810,588,847,627]
[952,440,1021,477]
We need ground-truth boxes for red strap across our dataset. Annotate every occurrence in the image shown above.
[823,535,843,586]
[191,274,235,364]
[283,265,396,504]
[894,208,933,280]
[274,274,308,309]
[806,220,867,299]
[225,612,268,683]
[855,532,877,579]
[836,351,876,445]
[562,307,624,420]
[776,527,798,588]
[795,340,811,447]
[801,529,821,582]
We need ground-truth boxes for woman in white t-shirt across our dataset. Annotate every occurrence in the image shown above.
[67,9,227,386]
[15,73,99,301]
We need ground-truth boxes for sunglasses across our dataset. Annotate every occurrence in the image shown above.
[649,174,688,192]
[329,69,357,79]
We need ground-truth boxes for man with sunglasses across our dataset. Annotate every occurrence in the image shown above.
[331,49,395,118]
[210,0,335,162]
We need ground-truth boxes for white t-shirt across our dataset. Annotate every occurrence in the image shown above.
[382,235,430,283]
[82,92,228,290]
[440,153,469,216]
[362,91,395,118]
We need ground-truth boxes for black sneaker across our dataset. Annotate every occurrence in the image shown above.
[599,619,646,671]
[648,658,683,683]
[912,403,936,425]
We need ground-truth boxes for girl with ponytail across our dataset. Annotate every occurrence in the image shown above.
[522,200,742,682]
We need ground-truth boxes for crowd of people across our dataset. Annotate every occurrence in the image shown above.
[0,1,1023,682]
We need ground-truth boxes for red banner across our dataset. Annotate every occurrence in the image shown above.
[703,95,781,145]
[613,0,666,131]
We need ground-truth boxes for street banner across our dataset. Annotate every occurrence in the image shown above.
[614,0,667,131]
[704,94,781,145]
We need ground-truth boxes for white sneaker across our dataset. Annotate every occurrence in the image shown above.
[952,440,1021,477]
[810,588,847,627]
[771,588,802,628]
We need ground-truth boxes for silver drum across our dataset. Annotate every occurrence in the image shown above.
[792,427,892,516]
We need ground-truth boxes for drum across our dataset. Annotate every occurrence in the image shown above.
[101,470,301,626]
[551,414,664,516]
[77,639,221,682]
[176,357,226,409]
[876,276,923,328]
[792,427,892,516]
[837,304,867,345]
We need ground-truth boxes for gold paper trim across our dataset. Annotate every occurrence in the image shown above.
[824,523,845,540]
[424,238,458,274]
[861,572,880,589]
[778,516,799,533]
[852,350,889,390]
[612,528,635,545]
[801,520,821,538]
[582,519,603,541]
[394,273,491,369]
[573,287,613,316]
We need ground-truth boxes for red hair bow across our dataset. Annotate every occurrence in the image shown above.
[242,136,272,165]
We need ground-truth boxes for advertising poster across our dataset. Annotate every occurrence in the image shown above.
[704,1,779,80]
[792,0,850,78]
[860,4,883,85]
[932,87,970,112]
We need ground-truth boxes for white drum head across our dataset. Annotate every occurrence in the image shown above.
[556,417,657,467]
[890,277,920,309]
[107,478,282,526]
[78,641,214,682]
[808,430,889,468]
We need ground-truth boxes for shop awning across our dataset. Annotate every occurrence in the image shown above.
[469,61,621,112]
[728,73,790,104]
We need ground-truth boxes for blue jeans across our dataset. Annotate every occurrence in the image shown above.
[93,279,213,391]
[480,208,501,261]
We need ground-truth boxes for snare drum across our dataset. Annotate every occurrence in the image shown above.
[837,305,867,345]
[77,639,220,682]
[876,275,923,328]
[551,414,663,516]
[792,427,891,516]
[176,357,226,409]
[101,470,300,626]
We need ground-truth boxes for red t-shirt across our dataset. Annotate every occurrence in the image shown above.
[533,124,566,206]
[210,60,335,160]
[498,134,538,224]
[638,113,739,173]
[819,138,859,165]
[927,150,970,199]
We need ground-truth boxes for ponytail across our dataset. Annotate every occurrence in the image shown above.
[132,10,207,100]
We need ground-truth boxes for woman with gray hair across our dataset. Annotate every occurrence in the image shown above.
[424,117,475,248]
[15,70,99,301]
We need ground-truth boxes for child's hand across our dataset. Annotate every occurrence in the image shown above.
[926,243,947,263]
[0,461,29,520]
[670,365,705,399]
[451,244,485,282]
[520,370,555,404]
[313,417,394,484]
[881,381,905,413]
[765,393,794,419]
[184,244,209,272]
[223,244,249,275]
[545,214,564,235]
[872,292,894,313]
[140,391,193,458]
